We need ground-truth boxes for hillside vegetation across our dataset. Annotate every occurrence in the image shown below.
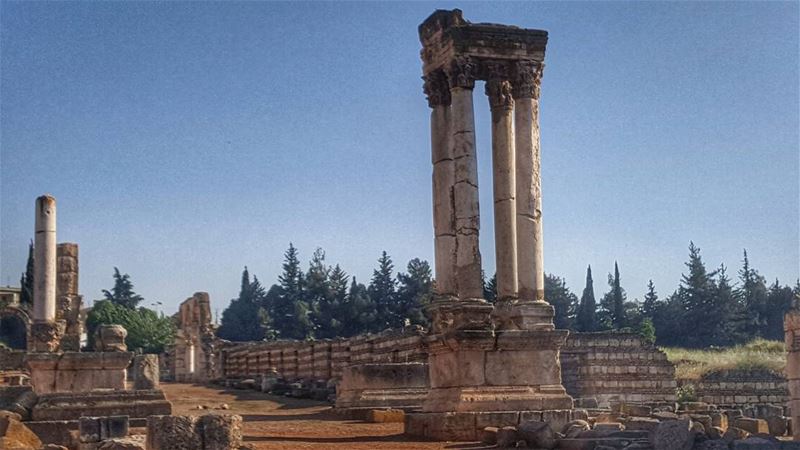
[662,338,786,380]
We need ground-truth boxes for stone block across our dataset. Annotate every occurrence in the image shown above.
[651,419,692,450]
[132,355,159,390]
[734,417,769,434]
[0,415,44,449]
[367,409,405,423]
[766,415,788,436]
[80,417,101,443]
[199,414,243,450]
[146,415,200,450]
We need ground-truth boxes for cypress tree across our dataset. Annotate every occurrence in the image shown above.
[101,267,144,309]
[575,265,598,332]
[19,241,34,306]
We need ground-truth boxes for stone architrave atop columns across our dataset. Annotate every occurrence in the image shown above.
[424,70,457,302]
[486,70,518,305]
[410,10,572,441]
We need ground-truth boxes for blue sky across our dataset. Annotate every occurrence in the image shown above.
[1,1,797,316]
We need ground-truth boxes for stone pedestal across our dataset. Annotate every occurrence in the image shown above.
[27,352,133,394]
[406,328,572,440]
[335,363,429,415]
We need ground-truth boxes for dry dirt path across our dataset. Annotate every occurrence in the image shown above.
[161,382,485,450]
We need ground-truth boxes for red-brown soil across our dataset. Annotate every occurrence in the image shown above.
[161,382,484,450]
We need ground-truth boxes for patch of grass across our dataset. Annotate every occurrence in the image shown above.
[662,338,786,381]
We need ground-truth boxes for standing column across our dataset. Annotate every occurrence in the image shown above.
[485,74,518,302]
[34,195,57,322]
[512,61,546,302]
[424,70,457,300]
[446,56,483,301]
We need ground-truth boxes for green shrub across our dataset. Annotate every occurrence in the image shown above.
[86,300,175,354]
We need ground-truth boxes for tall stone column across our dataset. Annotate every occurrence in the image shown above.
[31,195,63,352]
[34,195,57,322]
[485,74,518,304]
[424,70,457,301]
[446,56,483,303]
[513,61,545,303]
[785,307,800,441]
[509,61,554,331]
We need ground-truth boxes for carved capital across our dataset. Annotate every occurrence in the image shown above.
[29,321,65,353]
[446,55,476,90]
[511,60,544,99]
[485,79,514,111]
[423,71,451,108]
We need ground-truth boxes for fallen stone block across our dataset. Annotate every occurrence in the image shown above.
[651,418,692,450]
[146,415,200,450]
[735,417,769,434]
[495,426,518,448]
[199,414,243,450]
[0,415,43,449]
[517,420,555,449]
[480,426,498,445]
[766,415,787,436]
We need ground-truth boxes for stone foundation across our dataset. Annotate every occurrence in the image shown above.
[693,369,788,407]
[31,389,172,421]
[335,362,429,414]
[26,352,132,394]
[405,408,575,441]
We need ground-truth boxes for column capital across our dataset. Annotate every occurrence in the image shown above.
[485,78,514,112]
[423,71,451,108]
[446,55,476,90]
[511,60,544,100]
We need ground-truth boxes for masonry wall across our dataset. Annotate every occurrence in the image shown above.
[692,369,788,407]
[560,332,677,406]
[219,329,677,407]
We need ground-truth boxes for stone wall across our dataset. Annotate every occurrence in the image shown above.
[219,329,677,407]
[692,369,789,407]
[0,348,26,372]
[555,332,677,406]
[222,326,427,380]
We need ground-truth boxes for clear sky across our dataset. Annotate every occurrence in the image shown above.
[1,1,798,316]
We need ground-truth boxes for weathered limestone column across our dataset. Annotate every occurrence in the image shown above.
[508,61,554,331]
[785,306,800,440]
[56,242,82,351]
[446,56,483,302]
[424,70,457,301]
[486,74,518,304]
[34,195,57,322]
[30,195,63,352]
[512,60,545,303]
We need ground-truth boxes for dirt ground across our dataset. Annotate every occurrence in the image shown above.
[161,382,485,450]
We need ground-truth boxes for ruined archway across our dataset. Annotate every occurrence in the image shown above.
[0,307,30,350]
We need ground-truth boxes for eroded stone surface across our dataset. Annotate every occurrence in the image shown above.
[199,414,243,450]
[133,355,159,390]
[146,415,200,450]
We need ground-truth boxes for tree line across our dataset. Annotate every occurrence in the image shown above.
[219,242,799,348]
[217,244,432,341]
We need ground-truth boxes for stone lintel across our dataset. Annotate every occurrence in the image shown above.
[420,9,547,77]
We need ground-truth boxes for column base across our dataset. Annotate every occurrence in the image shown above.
[511,300,556,331]
[413,328,573,440]
[428,299,493,334]
[29,321,65,353]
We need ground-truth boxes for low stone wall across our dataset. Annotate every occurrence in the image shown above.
[221,326,427,380]
[0,348,26,372]
[560,332,677,406]
[692,369,789,407]
[219,328,679,408]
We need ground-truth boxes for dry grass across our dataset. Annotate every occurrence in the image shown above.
[662,338,787,381]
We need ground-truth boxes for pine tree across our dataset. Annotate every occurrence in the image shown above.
[396,258,432,327]
[711,265,747,346]
[368,251,397,331]
[676,242,718,348]
[325,264,350,337]
[101,267,144,309]
[575,265,598,332]
[764,279,794,341]
[483,272,497,303]
[545,273,577,330]
[342,277,376,336]
[306,249,332,338]
[600,262,627,330]
[641,280,658,319]
[19,241,34,306]
[736,249,769,339]
[275,243,313,340]
[217,268,272,342]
